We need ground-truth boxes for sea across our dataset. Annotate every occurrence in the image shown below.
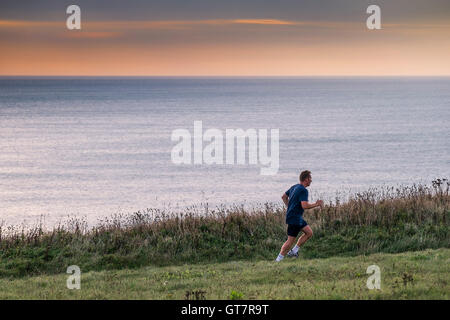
[0,77,449,226]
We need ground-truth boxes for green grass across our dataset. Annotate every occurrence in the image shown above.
[1,248,448,299]
[0,180,448,277]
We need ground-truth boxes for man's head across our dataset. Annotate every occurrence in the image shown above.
[300,170,312,187]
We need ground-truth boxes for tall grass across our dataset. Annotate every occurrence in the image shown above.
[0,180,448,277]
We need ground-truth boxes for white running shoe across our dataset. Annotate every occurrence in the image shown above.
[287,250,299,258]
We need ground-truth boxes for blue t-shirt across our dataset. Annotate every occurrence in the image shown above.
[285,184,309,225]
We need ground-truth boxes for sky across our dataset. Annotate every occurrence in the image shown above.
[1,0,449,76]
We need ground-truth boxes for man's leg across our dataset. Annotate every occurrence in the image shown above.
[295,225,313,248]
[288,226,313,257]
[281,236,297,256]
[275,236,296,261]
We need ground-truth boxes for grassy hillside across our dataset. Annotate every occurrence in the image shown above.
[1,248,448,299]
[0,180,448,277]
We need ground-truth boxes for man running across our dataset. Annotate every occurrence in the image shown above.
[275,170,323,262]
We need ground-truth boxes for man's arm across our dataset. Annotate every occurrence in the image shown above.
[301,200,323,210]
[281,193,289,206]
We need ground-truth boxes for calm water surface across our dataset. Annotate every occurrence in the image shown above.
[0,77,449,226]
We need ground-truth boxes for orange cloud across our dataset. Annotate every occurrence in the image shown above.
[2,18,449,32]
[0,20,59,27]
[0,19,337,30]
[81,19,303,30]
[64,31,123,39]
[232,19,296,25]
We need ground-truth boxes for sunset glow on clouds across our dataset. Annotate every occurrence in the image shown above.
[1,0,449,76]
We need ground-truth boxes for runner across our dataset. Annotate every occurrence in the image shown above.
[275,170,323,262]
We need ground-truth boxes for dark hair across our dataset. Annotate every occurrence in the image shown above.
[300,170,311,182]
